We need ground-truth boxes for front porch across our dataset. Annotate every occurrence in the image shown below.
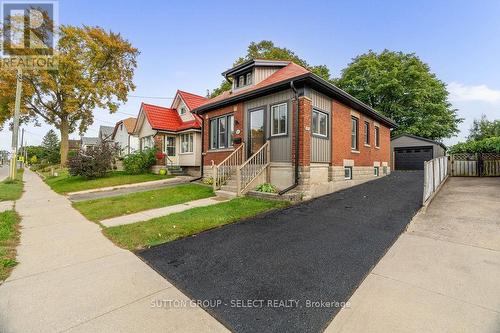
[151,131,201,177]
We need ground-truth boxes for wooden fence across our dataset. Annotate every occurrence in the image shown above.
[451,153,500,177]
[423,156,448,203]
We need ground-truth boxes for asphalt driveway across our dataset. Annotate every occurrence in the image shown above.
[138,171,423,333]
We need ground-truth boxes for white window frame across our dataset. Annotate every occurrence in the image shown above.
[312,109,328,137]
[344,166,353,180]
[374,166,379,176]
[209,114,234,150]
[180,133,194,154]
[180,107,186,115]
[271,102,288,137]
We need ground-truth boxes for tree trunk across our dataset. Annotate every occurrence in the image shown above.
[60,118,69,167]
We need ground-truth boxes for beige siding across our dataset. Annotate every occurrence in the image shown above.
[253,67,280,84]
[244,89,294,162]
[310,90,332,163]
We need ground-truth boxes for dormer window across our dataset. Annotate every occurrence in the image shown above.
[180,107,186,115]
[235,71,252,88]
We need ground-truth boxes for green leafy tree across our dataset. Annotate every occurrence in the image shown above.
[210,40,332,97]
[41,129,60,164]
[468,115,500,141]
[0,25,139,166]
[336,50,462,140]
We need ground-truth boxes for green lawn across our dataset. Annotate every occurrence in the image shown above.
[74,184,215,222]
[45,170,173,194]
[0,210,20,282]
[0,170,24,201]
[104,197,289,251]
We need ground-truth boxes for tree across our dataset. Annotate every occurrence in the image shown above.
[335,50,462,140]
[210,40,332,97]
[0,25,139,166]
[41,129,60,164]
[468,114,500,141]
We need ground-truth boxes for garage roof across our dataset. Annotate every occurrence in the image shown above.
[391,133,447,150]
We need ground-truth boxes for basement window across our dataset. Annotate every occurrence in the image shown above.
[344,166,353,180]
[374,166,379,176]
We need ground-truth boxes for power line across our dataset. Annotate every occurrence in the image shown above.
[128,95,174,100]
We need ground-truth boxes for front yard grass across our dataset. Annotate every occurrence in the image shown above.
[74,184,215,222]
[45,170,173,194]
[0,210,21,283]
[0,169,24,201]
[104,197,289,251]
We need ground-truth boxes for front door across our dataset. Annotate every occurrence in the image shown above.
[248,108,265,156]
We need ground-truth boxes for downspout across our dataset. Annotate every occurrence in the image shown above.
[279,81,300,195]
[190,116,204,182]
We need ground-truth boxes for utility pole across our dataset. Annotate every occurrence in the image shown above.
[20,128,24,168]
[9,67,23,180]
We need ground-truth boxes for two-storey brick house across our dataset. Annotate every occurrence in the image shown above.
[193,59,396,199]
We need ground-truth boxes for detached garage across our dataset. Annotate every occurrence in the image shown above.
[391,134,446,170]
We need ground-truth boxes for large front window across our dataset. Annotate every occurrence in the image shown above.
[181,133,193,153]
[271,103,287,136]
[210,114,234,149]
[351,117,359,150]
[312,109,328,137]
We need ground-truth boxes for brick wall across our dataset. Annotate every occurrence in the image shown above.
[291,96,312,166]
[331,100,390,166]
[202,103,244,165]
[154,134,165,165]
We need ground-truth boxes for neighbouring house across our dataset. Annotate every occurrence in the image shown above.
[98,125,115,143]
[193,59,397,199]
[133,90,208,176]
[112,117,139,156]
[68,139,81,152]
[391,133,446,170]
[80,136,99,151]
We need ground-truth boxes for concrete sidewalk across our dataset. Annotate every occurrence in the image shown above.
[101,196,228,227]
[326,177,500,333]
[67,176,194,202]
[0,169,228,333]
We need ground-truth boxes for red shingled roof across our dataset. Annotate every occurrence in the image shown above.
[177,90,208,110]
[199,62,310,107]
[141,103,200,132]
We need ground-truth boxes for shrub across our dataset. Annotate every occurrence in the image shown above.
[202,177,214,185]
[67,143,116,179]
[255,183,278,193]
[122,148,157,174]
[449,136,500,154]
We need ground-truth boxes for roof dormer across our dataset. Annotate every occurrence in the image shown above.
[222,59,290,92]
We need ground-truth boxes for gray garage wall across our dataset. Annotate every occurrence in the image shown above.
[390,135,446,168]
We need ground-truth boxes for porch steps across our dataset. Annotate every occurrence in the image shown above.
[215,190,237,199]
[220,177,238,193]
[167,165,187,176]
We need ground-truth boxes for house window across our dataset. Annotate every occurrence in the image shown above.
[271,103,287,136]
[180,107,186,115]
[374,166,379,176]
[351,117,359,150]
[344,166,353,180]
[236,71,252,88]
[141,136,153,150]
[312,109,328,137]
[383,166,388,175]
[375,126,380,148]
[165,136,176,156]
[209,114,235,149]
[181,133,193,153]
[364,121,370,145]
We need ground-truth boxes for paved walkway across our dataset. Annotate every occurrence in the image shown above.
[0,169,228,333]
[326,177,500,333]
[68,176,195,202]
[101,196,228,227]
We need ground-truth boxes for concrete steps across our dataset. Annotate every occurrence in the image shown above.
[167,165,187,176]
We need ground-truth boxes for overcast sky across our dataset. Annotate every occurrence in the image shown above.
[1,0,500,150]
